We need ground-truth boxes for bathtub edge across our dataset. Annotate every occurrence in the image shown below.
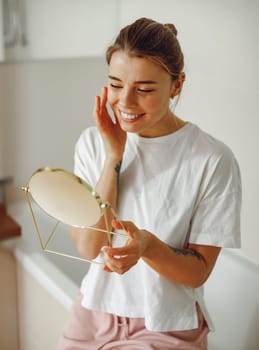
[14,247,78,311]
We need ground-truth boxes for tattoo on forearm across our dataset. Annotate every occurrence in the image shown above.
[114,160,122,185]
[115,160,122,174]
[171,247,203,260]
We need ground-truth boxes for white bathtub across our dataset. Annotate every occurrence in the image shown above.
[6,200,90,350]
[6,201,259,350]
[8,200,89,299]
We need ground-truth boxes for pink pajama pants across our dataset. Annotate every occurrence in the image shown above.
[57,292,208,350]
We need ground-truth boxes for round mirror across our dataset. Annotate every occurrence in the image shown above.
[28,168,101,227]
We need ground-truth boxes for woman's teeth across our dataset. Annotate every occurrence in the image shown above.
[121,112,143,120]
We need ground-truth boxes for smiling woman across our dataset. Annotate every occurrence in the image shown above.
[107,51,184,137]
[57,17,241,350]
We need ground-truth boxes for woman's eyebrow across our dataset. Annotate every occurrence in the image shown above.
[108,75,157,84]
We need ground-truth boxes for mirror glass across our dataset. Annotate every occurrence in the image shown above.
[28,168,101,227]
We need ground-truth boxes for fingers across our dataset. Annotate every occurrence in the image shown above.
[112,218,123,229]
[101,221,140,274]
[95,86,107,110]
[93,95,100,119]
[93,86,109,125]
[112,219,135,239]
[100,86,108,110]
[102,246,138,274]
[102,244,136,257]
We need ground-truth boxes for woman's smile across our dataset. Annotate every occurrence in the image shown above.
[120,111,146,121]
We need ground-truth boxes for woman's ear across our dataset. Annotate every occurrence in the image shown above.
[170,72,186,98]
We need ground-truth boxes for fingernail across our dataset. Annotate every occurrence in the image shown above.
[103,265,112,272]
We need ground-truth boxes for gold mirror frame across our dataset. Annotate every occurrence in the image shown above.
[22,167,126,265]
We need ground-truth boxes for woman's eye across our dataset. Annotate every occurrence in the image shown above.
[138,88,154,93]
[110,83,122,89]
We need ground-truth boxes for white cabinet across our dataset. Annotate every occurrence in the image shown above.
[1,0,119,62]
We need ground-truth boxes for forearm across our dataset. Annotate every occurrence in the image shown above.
[96,156,122,209]
[71,156,122,259]
[142,231,220,288]
[102,220,220,287]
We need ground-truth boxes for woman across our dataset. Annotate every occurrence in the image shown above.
[57,17,241,349]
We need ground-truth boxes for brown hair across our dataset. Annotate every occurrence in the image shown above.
[106,17,184,81]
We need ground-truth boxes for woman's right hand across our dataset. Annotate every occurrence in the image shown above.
[94,86,127,161]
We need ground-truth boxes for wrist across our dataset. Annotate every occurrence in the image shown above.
[104,157,123,175]
[141,230,154,259]
[105,154,123,166]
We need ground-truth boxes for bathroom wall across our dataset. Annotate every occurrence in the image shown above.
[0,57,107,194]
[117,0,259,264]
[0,0,258,265]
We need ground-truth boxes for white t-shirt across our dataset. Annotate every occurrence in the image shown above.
[74,122,241,332]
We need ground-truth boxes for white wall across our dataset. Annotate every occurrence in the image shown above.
[3,0,119,61]
[118,0,259,265]
[0,0,4,175]
[0,0,4,61]
[0,0,258,265]
[0,57,107,188]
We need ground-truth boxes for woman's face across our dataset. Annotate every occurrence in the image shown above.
[107,51,178,138]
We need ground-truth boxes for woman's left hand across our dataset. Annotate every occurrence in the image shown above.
[101,220,150,274]
[101,220,221,288]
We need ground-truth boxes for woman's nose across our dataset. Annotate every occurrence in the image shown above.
[119,88,137,107]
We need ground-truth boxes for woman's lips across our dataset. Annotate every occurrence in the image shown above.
[120,111,145,121]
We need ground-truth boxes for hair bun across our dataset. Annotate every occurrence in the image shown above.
[164,23,178,36]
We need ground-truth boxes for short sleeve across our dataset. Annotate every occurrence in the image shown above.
[73,127,103,188]
[189,149,242,248]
